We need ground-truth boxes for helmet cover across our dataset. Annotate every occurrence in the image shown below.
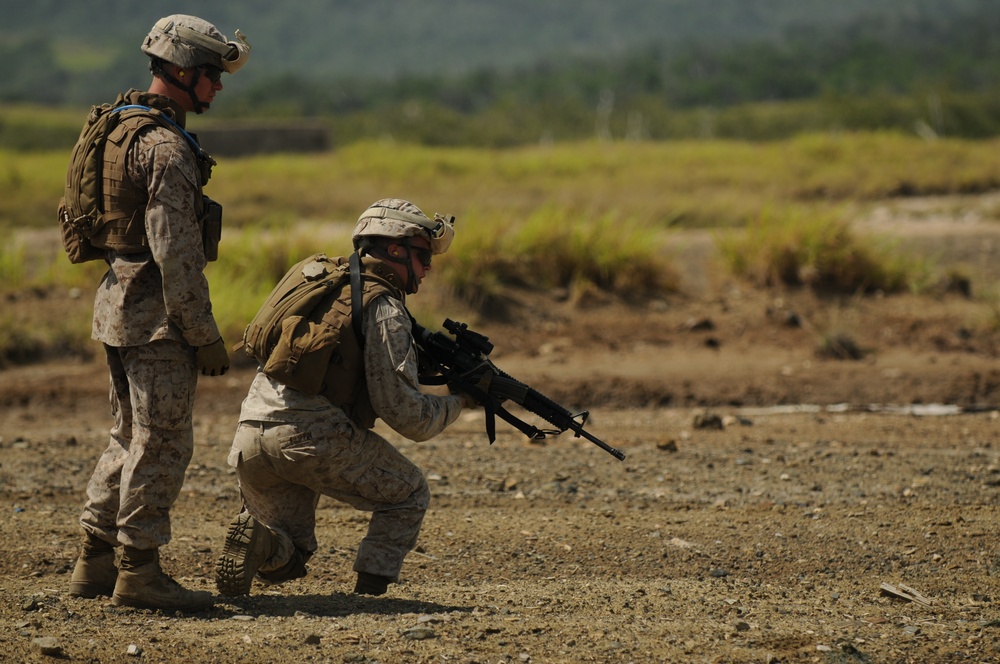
[353,198,455,255]
[141,15,250,73]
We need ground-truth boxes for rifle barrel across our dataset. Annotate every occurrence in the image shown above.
[569,423,627,461]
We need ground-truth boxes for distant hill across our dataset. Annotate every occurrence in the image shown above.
[0,0,989,105]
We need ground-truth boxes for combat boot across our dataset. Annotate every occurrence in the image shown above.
[353,571,392,596]
[216,511,278,596]
[68,534,117,598]
[258,547,309,585]
[112,547,214,612]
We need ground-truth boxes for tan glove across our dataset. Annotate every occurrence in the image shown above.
[459,371,495,409]
[196,337,230,376]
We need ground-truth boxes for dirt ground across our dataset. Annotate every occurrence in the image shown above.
[2,198,1000,663]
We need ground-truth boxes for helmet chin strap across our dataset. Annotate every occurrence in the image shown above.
[399,238,419,293]
[366,239,420,293]
[157,64,211,114]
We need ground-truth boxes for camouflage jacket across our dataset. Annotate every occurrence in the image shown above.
[91,90,221,348]
[239,295,463,440]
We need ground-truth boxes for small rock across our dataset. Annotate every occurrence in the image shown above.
[709,568,729,578]
[735,621,751,632]
[685,317,715,331]
[693,412,724,430]
[656,439,679,452]
[127,644,142,656]
[402,626,437,640]
[32,637,62,656]
[304,634,321,645]
[416,614,442,624]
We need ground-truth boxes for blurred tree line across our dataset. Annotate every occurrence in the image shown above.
[2,0,998,148]
[235,2,1000,145]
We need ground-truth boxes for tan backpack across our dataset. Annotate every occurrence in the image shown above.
[242,252,401,404]
[58,95,216,264]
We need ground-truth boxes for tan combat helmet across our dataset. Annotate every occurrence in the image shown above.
[353,198,456,255]
[142,14,251,74]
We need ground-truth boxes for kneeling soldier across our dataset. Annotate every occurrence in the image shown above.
[216,198,477,596]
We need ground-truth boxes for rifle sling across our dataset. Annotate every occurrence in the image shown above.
[461,382,550,444]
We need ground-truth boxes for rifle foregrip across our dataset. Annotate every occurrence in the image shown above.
[489,375,529,403]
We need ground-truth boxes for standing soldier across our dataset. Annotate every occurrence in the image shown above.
[67,15,250,611]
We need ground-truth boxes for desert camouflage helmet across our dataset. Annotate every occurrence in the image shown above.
[141,14,251,73]
[353,198,455,255]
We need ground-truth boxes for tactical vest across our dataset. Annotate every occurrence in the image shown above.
[247,253,405,428]
[89,92,220,259]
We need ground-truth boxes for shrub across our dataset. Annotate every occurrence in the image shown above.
[438,207,678,315]
[717,209,931,295]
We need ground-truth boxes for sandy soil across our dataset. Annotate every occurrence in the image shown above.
[1,201,999,663]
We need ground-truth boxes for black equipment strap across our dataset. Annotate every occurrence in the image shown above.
[349,251,365,348]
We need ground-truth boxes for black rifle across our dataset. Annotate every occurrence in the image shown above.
[412,318,626,461]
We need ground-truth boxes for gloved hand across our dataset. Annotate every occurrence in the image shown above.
[458,371,498,409]
[196,337,230,376]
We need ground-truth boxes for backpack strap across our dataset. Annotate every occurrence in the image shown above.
[349,251,365,348]
[112,104,213,163]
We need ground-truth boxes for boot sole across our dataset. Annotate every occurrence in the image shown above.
[216,513,266,596]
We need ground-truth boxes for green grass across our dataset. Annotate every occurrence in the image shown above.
[0,150,68,230]
[8,129,1000,231]
[1,129,996,364]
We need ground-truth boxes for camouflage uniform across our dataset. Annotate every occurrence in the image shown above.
[229,295,464,580]
[81,94,221,551]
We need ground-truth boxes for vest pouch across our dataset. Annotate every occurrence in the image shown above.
[58,197,105,264]
[201,197,223,262]
[262,315,338,396]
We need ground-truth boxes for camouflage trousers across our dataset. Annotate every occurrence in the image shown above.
[79,340,197,550]
[229,419,430,580]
